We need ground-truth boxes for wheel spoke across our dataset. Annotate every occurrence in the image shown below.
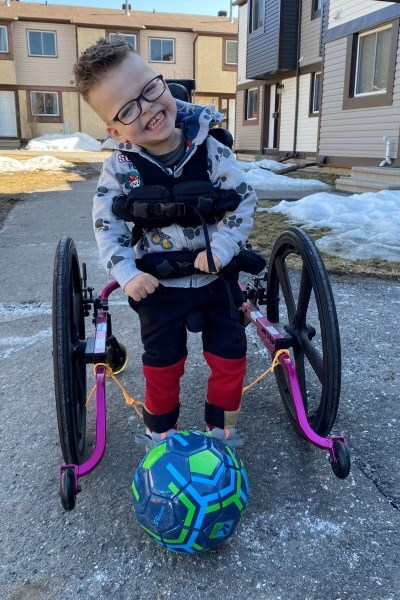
[296,264,312,326]
[275,257,296,322]
[293,346,308,412]
[301,336,324,384]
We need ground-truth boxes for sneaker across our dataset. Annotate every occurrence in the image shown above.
[206,426,244,448]
[135,428,176,451]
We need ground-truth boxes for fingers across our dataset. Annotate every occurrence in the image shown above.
[125,274,159,302]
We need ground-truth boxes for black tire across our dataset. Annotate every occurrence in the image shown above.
[330,440,351,480]
[60,468,76,511]
[267,227,341,437]
[53,236,87,464]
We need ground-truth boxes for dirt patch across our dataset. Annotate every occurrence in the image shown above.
[0,158,98,227]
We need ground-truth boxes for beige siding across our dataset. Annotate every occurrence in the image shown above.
[279,78,296,152]
[300,0,322,65]
[61,91,80,133]
[195,36,236,94]
[237,3,250,85]
[235,88,263,152]
[80,100,106,140]
[77,27,105,55]
[139,30,193,79]
[297,74,319,153]
[0,59,17,85]
[319,37,400,159]
[13,22,77,87]
[328,0,393,29]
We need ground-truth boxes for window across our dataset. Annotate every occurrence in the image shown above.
[225,40,238,65]
[354,26,391,96]
[30,91,59,116]
[109,32,137,51]
[149,38,175,62]
[343,21,398,110]
[311,72,321,114]
[0,25,8,53]
[27,30,57,57]
[245,87,258,121]
[312,0,322,19]
[249,0,264,33]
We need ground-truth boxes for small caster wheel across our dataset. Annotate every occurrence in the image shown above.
[60,468,77,511]
[330,440,351,480]
[107,342,128,375]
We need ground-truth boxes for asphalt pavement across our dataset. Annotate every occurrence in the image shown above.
[1,176,400,600]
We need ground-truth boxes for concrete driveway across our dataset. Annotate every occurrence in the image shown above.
[1,176,400,600]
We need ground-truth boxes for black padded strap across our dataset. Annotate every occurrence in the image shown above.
[142,404,180,433]
[204,402,225,429]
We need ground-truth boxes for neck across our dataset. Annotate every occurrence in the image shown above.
[143,128,182,156]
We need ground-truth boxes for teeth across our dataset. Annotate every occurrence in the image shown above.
[147,112,164,129]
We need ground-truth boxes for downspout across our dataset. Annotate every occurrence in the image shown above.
[75,26,81,134]
[293,0,302,156]
[193,32,199,102]
[280,0,302,162]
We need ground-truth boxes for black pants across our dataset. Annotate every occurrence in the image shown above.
[128,274,247,367]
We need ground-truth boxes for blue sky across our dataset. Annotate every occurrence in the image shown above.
[23,0,238,17]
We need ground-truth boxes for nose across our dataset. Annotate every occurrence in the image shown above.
[140,97,154,113]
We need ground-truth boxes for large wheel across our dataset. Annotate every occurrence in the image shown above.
[266,227,341,437]
[53,236,87,464]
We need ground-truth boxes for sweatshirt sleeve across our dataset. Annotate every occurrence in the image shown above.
[92,155,142,290]
[207,138,258,266]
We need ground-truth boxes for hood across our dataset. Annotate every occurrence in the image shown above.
[101,100,223,152]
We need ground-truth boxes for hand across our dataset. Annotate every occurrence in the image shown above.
[194,251,222,274]
[124,273,159,302]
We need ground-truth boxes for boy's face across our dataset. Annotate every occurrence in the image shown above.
[88,52,179,154]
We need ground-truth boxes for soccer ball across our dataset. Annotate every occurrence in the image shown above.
[131,430,249,554]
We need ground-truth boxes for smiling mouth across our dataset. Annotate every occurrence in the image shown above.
[146,111,165,130]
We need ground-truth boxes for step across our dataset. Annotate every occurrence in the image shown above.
[335,177,400,194]
[0,139,20,150]
[351,166,400,184]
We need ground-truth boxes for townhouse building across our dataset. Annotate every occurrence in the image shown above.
[0,1,238,146]
[233,0,400,168]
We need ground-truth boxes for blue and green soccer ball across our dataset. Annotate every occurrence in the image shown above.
[131,430,249,554]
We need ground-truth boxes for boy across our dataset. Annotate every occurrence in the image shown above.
[74,38,259,448]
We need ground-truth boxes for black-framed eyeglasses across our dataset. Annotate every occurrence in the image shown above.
[106,74,166,126]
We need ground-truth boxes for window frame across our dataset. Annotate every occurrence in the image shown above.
[148,37,175,63]
[0,24,9,54]
[108,32,137,51]
[0,22,13,60]
[29,90,61,122]
[354,25,391,97]
[311,0,322,20]
[27,29,57,58]
[223,38,238,71]
[343,20,399,110]
[310,72,321,116]
[249,0,264,35]
[244,87,259,124]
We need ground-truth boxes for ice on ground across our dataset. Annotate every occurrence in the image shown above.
[0,156,71,173]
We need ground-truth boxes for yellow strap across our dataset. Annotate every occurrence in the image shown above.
[242,349,290,394]
[86,362,144,419]
[86,349,290,414]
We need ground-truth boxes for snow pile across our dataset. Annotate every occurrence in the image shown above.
[0,156,71,174]
[267,190,400,262]
[26,132,101,152]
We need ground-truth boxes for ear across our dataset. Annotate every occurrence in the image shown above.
[106,125,127,143]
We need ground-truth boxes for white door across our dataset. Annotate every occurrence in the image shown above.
[0,91,17,136]
[268,84,277,148]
